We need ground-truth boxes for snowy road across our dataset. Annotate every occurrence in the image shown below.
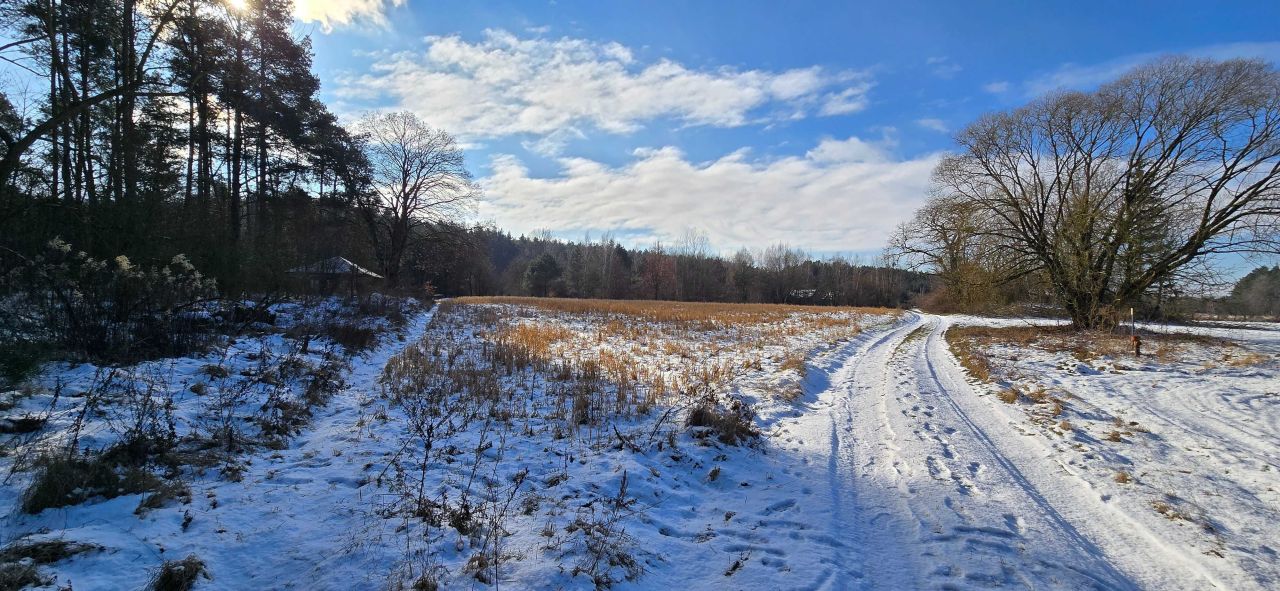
[744,312,1228,590]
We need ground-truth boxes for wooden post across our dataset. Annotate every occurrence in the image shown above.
[1130,308,1141,356]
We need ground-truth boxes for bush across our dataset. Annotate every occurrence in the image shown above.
[0,239,218,363]
[0,339,47,388]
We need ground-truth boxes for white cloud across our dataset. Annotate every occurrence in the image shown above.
[982,81,1010,94]
[293,0,406,32]
[1024,41,1280,96]
[926,56,962,78]
[477,137,940,253]
[335,29,873,140]
[915,118,948,133]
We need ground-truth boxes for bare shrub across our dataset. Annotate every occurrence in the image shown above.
[0,240,218,363]
[566,472,644,588]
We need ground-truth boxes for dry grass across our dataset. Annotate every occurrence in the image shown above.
[946,325,1237,370]
[460,297,879,417]
[22,453,162,514]
[1152,500,1194,522]
[0,539,101,590]
[945,331,994,382]
[456,296,895,326]
[149,554,206,591]
[1114,470,1132,484]
[1222,351,1272,367]
[779,353,807,375]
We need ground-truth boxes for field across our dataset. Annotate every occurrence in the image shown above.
[3,298,1277,589]
[1,297,898,589]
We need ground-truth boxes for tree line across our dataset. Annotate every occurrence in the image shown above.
[413,227,932,307]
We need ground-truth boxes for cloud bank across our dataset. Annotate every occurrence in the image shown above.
[336,29,873,140]
[479,137,940,253]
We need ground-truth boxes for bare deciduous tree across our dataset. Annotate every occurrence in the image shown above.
[915,56,1280,328]
[356,111,477,288]
[888,193,1017,311]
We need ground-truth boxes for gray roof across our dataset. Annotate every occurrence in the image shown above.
[287,257,383,278]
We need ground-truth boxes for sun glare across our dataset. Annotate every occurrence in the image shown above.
[226,0,247,11]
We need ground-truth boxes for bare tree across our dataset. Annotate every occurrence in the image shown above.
[355,111,477,288]
[930,56,1280,328]
[889,192,1016,311]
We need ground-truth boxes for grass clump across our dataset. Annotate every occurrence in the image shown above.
[0,539,101,590]
[0,539,101,565]
[135,480,193,515]
[22,452,161,514]
[322,322,378,353]
[779,353,806,375]
[687,399,759,445]
[149,555,207,591]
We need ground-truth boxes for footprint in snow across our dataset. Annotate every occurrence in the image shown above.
[926,456,951,480]
[761,499,797,515]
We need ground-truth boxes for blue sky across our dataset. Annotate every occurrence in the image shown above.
[296,0,1280,269]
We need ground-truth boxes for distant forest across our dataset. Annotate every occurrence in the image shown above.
[419,228,932,307]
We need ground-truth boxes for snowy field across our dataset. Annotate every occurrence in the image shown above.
[1,298,1276,590]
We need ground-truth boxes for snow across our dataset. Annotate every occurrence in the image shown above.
[2,302,1276,590]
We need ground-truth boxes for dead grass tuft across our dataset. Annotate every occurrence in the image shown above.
[22,452,162,514]
[1152,500,1194,522]
[149,554,207,591]
[779,353,807,375]
[1114,471,1132,484]
[687,399,759,445]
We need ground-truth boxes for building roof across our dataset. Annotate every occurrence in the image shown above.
[287,256,383,278]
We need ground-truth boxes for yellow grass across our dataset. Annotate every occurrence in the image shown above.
[457,296,883,410]
[456,296,896,325]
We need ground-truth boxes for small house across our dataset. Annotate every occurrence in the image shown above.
[287,256,383,296]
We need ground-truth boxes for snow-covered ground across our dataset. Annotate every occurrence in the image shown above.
[944,316,1280,590]
[2,301,1276,590]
